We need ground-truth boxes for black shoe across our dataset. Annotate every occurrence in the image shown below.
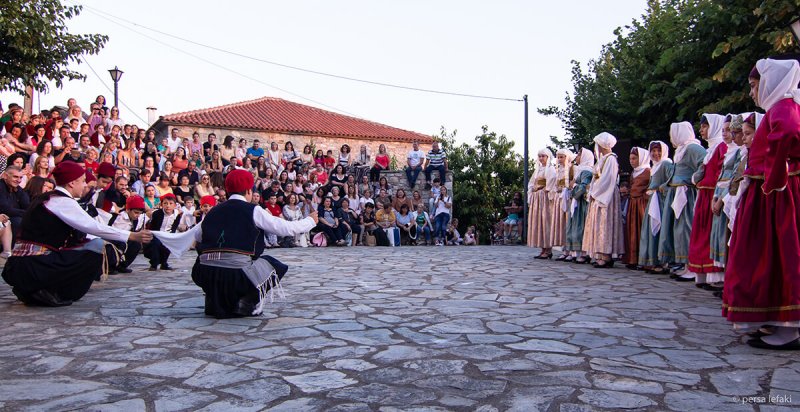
[674,276,694,282]
[625,264,638,270]
[554,255,568,261]
[574,258,589,264]
[695,283,710,289]
[592,260,614,269]
[669,273,681,279]
[746,338,800,351]
[147,266,158,271]
[703,284,723,292]
[30,289,73,307]
[713,290,723,299]
[160,264,174,271]
[116,267,133,274]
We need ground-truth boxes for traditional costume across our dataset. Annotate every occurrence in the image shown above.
[182,170,315,318]
[723,113,762,233]
[100,195,148,274]
[723,59,800,349]
[1,162,130,306]
[658,122,706,267]
[582,133,625,265]
[551,149,575,255]
[624,147,651,267]
[709,115,744,269]
[637,141,673,269]
[687,114,728,284]
[526,149,555,252]
[564,148,594,260]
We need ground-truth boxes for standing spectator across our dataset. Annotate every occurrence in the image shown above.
[106,107,124,133]
[432,186,452,246]
[405,141,425,189]
[423,141,448,189]
[0,166,31,241]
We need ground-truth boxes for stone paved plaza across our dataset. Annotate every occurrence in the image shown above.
[0,246,798,411]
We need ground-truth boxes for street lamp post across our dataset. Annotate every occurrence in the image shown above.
[108,66,124,108]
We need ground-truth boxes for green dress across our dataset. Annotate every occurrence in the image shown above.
[709,148,741,267]
[658,144,706,264]
[564,170,592,251]
[637,161,675,267]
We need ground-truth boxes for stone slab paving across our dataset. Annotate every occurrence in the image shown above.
[0,246,798,411]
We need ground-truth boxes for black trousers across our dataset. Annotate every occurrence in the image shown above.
[143,237,170,267]
[316,223,346,242]
[110,240,142,269]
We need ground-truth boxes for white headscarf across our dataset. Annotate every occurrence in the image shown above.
[756,58,800,111]
[631,147,651,179]
[593,132,617,157]
[533,148,556,185]
[555,148,576,179]
[670,122,702,163]
[648,140,672,176]
[573,147,595,177]
[701,113,726,165]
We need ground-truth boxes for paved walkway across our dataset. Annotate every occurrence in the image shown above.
[0,246,797,411]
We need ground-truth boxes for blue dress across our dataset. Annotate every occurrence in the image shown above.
[637,162,675,267]
[564,170,592,251]
[658,144,706,264]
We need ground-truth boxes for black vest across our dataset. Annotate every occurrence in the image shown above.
[198,199,265,259]
[20,190,87,250]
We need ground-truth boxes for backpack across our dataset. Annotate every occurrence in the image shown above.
[312,232,327,247]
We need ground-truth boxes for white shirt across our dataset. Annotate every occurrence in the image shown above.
[152,195,316,258]
[407,150,425,167]
[47,187,130,243]
[167,136,182,153]
[96,210,147,232]
[158,210,180,232]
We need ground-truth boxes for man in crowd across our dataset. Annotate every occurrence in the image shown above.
[203,133,218,159]
[167,128,182,153]
[405,141,425,189]
[178,161,200,185]
[247,139,264,161]
[0,166,31,241]
[423,141,448,190]
[1,162,152,307]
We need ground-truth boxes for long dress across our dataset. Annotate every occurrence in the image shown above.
[709,147,741,268]
[624,169,650,265]
[564,170,592,252]
[550,167,571,248]
[688,143,727,276]
[527,178,552,248]
[638,163,674,267]
[723,98,800,326]
[658,145,706,264]
[582,154,625,258]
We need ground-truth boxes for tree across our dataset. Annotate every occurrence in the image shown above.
[440,126,523,243]
[539,0,799,151]
[0,0,108,95]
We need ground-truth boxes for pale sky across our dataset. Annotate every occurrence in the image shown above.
[1,0,648,154]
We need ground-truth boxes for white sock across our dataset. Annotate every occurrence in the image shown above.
[680,272,696,280]
[695,273,707,284]
[761,326,800,346]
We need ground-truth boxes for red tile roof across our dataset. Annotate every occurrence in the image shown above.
[159,97,434,143]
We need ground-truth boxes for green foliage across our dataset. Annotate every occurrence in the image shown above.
[440,126,523,243]
[539,0,800,149]
[389,155,399,171]
[0,0,108,95]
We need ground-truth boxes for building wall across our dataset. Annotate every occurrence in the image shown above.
[156,124,435,166]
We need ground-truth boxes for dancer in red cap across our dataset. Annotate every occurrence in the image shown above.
[183,169,318,318]
[1,162,153,306]
[99,195,149,274]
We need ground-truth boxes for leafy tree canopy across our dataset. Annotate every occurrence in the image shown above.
[0,0,108,95]
[539,0,799,150]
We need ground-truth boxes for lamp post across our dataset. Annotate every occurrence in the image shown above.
[791,18,800,48]
[108,66,124,108]
[522,95,529,243]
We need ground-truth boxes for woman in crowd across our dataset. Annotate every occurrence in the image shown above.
[329,186,344,210]
[143,184,160,216]
[268,142,283,172]
[117,138,136,173]
[723,59,800,350]
[300,145,313,167]
[162,159,177,186]
[346,184,361,216]
[25,176,55,198]
[353,144,371,183]
[411,190,424,212]
[375,188,392,207]
[220,136,236,162]
[317,196,347,246]
[395,204,416,246]
[709,113,744,287]
[638,141,673,273]
[235,138,248,160]
[173,175,193,206]
[256,156,269,179]
[156,173,174,197]
[371,144,390,184]
[552,149,574,260]
[107,107,123,131]
[687,114,728,287]
[283,193,309,247]
[338,144,352,172]
[432,186,452,246]
[313,149,325,168]
[659,122,706,277]
[206,151,225,175]
[527,148,555,258]
[582,133,624,268]
[328,164,348,193]
[392,188,413,213]
[29,140,55,171]
[624,147,651,269]
[171,147,189,175]
[338,198,362,246]
[377,176,393,197]
[32,156,51,178]
[285,161,297,182]
[283,142,301,169]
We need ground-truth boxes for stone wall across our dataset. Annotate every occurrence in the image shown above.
[159,125,435,164]
[377,170,454,213]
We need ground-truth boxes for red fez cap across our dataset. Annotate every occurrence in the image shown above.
[51,161,86,186]
[200,195,217,207]
[126,195,146,210]
[97,162,116,178]
[236,158,243,167]
[160,193,177,202]
[225,169,254,194]
[85,169,97,184]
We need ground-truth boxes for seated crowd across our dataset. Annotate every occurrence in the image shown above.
[0,96,467,270]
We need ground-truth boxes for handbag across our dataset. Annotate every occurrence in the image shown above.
[364,231,377,246]
[312,232,327,247]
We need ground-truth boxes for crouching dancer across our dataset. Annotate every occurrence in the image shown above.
[189,170,317,318]
[1,162,153,307]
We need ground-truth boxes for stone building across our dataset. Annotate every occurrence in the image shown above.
[149,96,436,163]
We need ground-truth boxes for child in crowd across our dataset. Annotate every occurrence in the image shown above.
[464,226,477,245]
[179,196,197,231]
[264,194,282,247]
